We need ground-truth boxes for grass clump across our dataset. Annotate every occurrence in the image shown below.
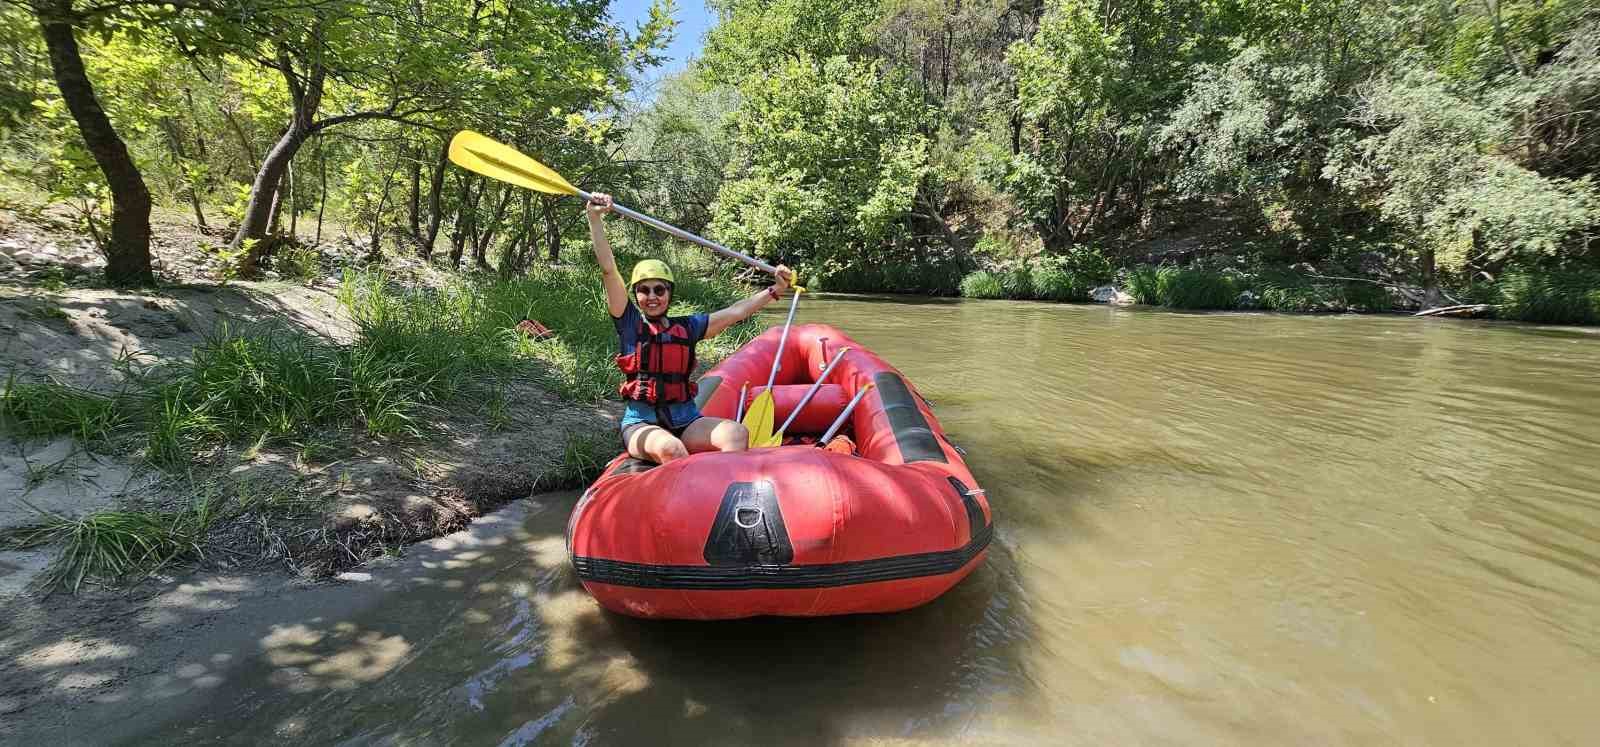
[998,264,1034,299]
[1125,266,1238,309]
[959,271,1005,299]
[812,258,970,295]
[533,429,614,491]
[4,491,227,591]
[1497,268,1600,324]
[1254,272,1393,312]
[1,378,128,445]
[1031,249,1115,301]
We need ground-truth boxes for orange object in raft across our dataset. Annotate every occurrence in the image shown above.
[567,324,992,620]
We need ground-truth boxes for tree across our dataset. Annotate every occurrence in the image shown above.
[27,0,154,285]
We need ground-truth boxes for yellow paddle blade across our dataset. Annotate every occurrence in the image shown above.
[448,130,579,196]
[741,390,775,448]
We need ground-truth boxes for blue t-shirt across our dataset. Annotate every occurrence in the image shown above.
[613,303,709,356]
[614,304,710,430]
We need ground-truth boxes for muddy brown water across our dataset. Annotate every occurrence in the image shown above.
[85,298,1600,743]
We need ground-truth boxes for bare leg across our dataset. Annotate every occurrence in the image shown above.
[681,416,749,454]
[623,424,689,464]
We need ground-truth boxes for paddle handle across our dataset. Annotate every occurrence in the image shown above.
[735,382,749,421]
[578,189,781,276]
[775,348,851,436]
[819,383,874,447]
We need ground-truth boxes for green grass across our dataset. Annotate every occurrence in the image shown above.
[2,265,761,465]
[999,264,1034,299]
[4,491,225,591]
[1498,269,1600,324]
[1030,249,1114,301]
[532,428,614,491]
[1,378,129,445]
[959,271,1005,299]
[1125,266,1238,309]
[812,257,970,295]
[1254,272,1393,312]
[2,482,315,591]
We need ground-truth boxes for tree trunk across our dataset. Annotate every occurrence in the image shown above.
[449,171,476,269]
[223,109,259,173]
[233,125,309,256]
[369,162,398,263]
[407,144,422,242]
[1420,245,1443,308]
[316,134,327,244]
[420,137,449,258]
[473,184,512,270]
[159,116,208,231]
[543,196,561,262]
[231,52,325,261]
[35,0,153,286]
[265,167,286,234]
[287,160,297,238]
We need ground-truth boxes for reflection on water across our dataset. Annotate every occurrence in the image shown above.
[149,298,1600,744]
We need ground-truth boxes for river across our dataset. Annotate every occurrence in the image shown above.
[113,297,1600,743]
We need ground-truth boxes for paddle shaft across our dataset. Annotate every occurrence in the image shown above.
[764,288,802,390]
[775,348,851,436]
[578,188,780,276]
[819,383,873,446]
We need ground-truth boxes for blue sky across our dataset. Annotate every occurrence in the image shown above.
[610,0,716,89]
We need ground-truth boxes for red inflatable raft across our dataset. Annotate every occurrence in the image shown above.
[567,323,992,619]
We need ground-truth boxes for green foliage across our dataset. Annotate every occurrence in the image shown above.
[959,271,1005,299]
[707,54,933,271]
[1498,268,1600,324]
[1031,249,1114,302]
[1,378,128,444]
[5,508,204,591]
[1124,266,1238,309]
[1254,272,1393,312]
[1326,68,1599,272]
[999,264,1034,299]
[532,429,614,491]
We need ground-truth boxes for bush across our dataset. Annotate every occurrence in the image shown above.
[1123,266,1237,309]
[1031,248,1115,301]
[999,264,1034,298]
[813,258,970,295]
[1159,268,1237,309]
[1030,261,1081,300]
[1498,269,1600,324]
[1125,266,1162,304]
[959,270,1005,298]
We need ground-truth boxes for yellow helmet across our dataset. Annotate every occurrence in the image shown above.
[629,259,675,288]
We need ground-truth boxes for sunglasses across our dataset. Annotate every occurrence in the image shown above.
[635,284,671,297]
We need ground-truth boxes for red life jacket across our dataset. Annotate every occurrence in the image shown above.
[616,314,698,404]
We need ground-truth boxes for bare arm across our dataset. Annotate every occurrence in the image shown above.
[587,194,628,318]
[706,265,793,339]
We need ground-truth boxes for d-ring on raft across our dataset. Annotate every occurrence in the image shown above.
[566,323,993,620]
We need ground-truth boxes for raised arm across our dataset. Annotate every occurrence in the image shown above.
[706,265,793,339]
[587,194,628,318]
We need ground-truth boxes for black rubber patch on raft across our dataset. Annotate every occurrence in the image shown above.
[873,373,947,464]
[694,375,721,410]
[702,481,793,566]
[948,476,988,539]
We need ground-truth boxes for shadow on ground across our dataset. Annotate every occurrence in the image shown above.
[0,485,1038,746]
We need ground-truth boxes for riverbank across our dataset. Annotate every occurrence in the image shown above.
[0,204,758,603]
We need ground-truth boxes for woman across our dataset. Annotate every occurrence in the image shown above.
[587,193,793,464]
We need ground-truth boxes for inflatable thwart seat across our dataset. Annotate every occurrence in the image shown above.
[567,324,992,619]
